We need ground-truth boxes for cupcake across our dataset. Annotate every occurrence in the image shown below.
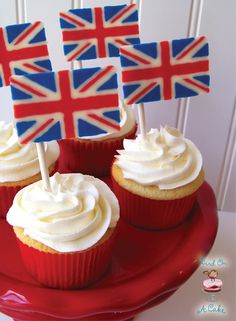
[112,126,205,229]
[58,100,137,177]
[0,121,59,219]
[203,279,223,293]
[7,172,120,289]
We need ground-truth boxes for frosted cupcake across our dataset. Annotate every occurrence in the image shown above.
[7,172,120,289]
[58,100,137,177]
[112,126,205,229]
[0,121,59,218]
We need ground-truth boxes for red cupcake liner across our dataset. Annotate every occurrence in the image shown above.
[0,162,58,219]
[112,177,198,230]
[16,229,117,289]
[58,125,137,177]
[0,185,23,219]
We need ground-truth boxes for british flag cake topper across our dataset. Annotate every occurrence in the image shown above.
[120,36,210,105]
[10,66,120,144]
[0,21,52,87]
[59,4,140,61]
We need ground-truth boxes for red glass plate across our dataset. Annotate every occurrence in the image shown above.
[0,182,218,321]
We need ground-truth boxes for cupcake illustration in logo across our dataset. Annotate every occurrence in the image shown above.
[202,269,223,293]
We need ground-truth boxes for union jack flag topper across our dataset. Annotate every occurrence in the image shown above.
[59,4,140,61]
[10,67,120,144]
[120,36,210,105]
[0,21,52,87]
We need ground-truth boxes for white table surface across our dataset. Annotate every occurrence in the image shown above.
[1,211,235,321]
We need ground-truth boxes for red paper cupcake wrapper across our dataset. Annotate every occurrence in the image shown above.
[58,125,137,177]
[112,177,198,230]
[16,229,117,289]
[0,162,58,219]
[0,185,22,219]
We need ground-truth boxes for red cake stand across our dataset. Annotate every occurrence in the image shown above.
[0,182,218,321]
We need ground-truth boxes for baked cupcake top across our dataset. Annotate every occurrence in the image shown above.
[115,126,202,190]
[7,173,120,253]
[0,121,59,183]
[81,100,136,141]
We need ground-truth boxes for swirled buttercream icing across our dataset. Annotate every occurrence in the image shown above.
[0,121,59,182]
[115,126,203,190]
[81,100,136,140]
[7,173,120,252]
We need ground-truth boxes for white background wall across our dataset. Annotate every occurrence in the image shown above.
[0,0,235,212]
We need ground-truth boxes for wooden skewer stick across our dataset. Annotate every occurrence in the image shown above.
[137,103,147,140]
[36,143,52,192]
[16,0,53,192]
[72,0,83,70]
[131,0,147,140]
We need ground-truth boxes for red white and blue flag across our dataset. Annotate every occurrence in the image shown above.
[120,36,210,105]
[59,4,140,61]
[0,21,52,87]
[10,67,120,144]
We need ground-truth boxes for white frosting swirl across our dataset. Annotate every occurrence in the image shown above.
[7,173,120,253]
[81,100,136,141]
[0,121,59,182]
[115,126,202,190]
